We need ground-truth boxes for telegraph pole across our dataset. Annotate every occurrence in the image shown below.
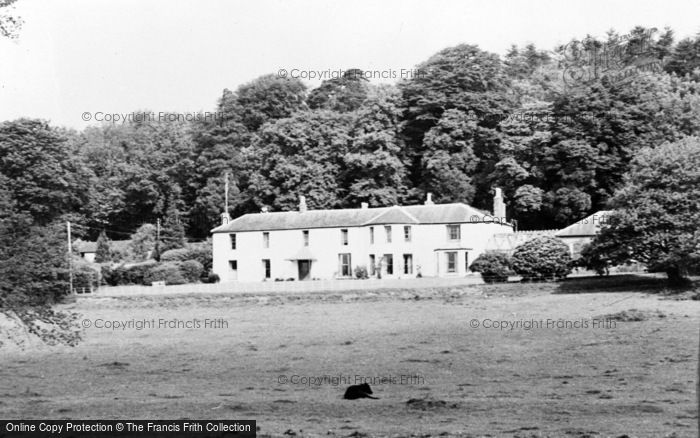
[67,221,73,294]
[224,172,230,214]
[156,218,161,259]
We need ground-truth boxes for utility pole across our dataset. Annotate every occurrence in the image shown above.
[224,172,230,214]
[67,221,73,294]
[156,218,161,259]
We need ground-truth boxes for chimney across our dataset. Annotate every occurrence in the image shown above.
[299,195,308,213]
[424,192,434,205]
[493,187,506,220]
[361,202,368,209]
[221,212,231,225]
[261,206,269,213]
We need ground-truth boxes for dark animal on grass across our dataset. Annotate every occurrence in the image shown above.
[343,383,378,400]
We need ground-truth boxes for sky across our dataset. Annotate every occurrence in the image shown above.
[1,0,699,129]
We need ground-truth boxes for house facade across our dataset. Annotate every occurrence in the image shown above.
[555,210,611,259]
[211,192,513,283]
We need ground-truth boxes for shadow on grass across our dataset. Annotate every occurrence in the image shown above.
[553,274,698,295]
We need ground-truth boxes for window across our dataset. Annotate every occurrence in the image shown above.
[230,234,237,249]
[384,254,394,275]
[369,255,376,275]
[404,226,412,242]
[339,253,352,277]
[303,230,309,246]
[447,225,460,241]
[263,232,269,248]
[403,254,413,275]
[341,229,349,246]
[262,259,271,279]
[385,226,392,243]
[369,227,374,244]
[464,251,469,272]
[446,252,457,273]
[229,260,237,270]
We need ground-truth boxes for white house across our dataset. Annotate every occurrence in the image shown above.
[211,191,513,283]
[555,210,612,258]
[73,239,97,263]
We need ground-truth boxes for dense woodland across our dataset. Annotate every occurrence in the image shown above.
[2,26,700,304]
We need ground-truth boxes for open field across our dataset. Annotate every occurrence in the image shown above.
[1,277,698,437]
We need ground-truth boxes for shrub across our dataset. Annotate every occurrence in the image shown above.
[161,244,212,277]
[100,264,123,286]
[202,272,220,283]
[72,258,100,291]
[144,262,187,285]
[179,260,204,283]
[125,261,157,285]
[354,265,369,279]
[159,248,190,262]
[511,236,572,281]
[469,252,511,283]
[100,261,157,286]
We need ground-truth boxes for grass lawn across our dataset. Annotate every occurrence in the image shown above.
[1,276,698,437]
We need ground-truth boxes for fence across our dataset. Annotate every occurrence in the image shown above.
[88,275,486,297]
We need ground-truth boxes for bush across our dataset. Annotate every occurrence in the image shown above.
[354,265,369,279]
[179,260,203,283]
[161,244,212,277]
[144,262,188,285]
[72,258,100,291]
[469,252,512,283]
[159,248,190,262]
[100,261,157,286]
[100,264,123,286]
[511,236,572,281]
[202,272,220,283]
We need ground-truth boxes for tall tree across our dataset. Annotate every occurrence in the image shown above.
[0,119,91,225]
[399,44,517,207]
[235,74,308,131]
[342,85,410,206]
[420,109,479,203]
[665,34,700,77]
[94,230,112,263]
[308,68,370,112]
[582,136,700,284]
[244,110,354,211]
[159,203,186,253]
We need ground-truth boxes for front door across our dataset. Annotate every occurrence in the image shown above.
[298,260,311,281]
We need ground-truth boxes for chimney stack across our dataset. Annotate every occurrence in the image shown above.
[299,195,308,213]
[493,187,506,220]
[221,212,231,225]
[361,202,368,209]
[424,193,434,205]
[261,207,269,213]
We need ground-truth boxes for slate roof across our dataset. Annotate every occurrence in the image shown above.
[555,211,612,237]
[212,203,498,233]
[74,240,97,253]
